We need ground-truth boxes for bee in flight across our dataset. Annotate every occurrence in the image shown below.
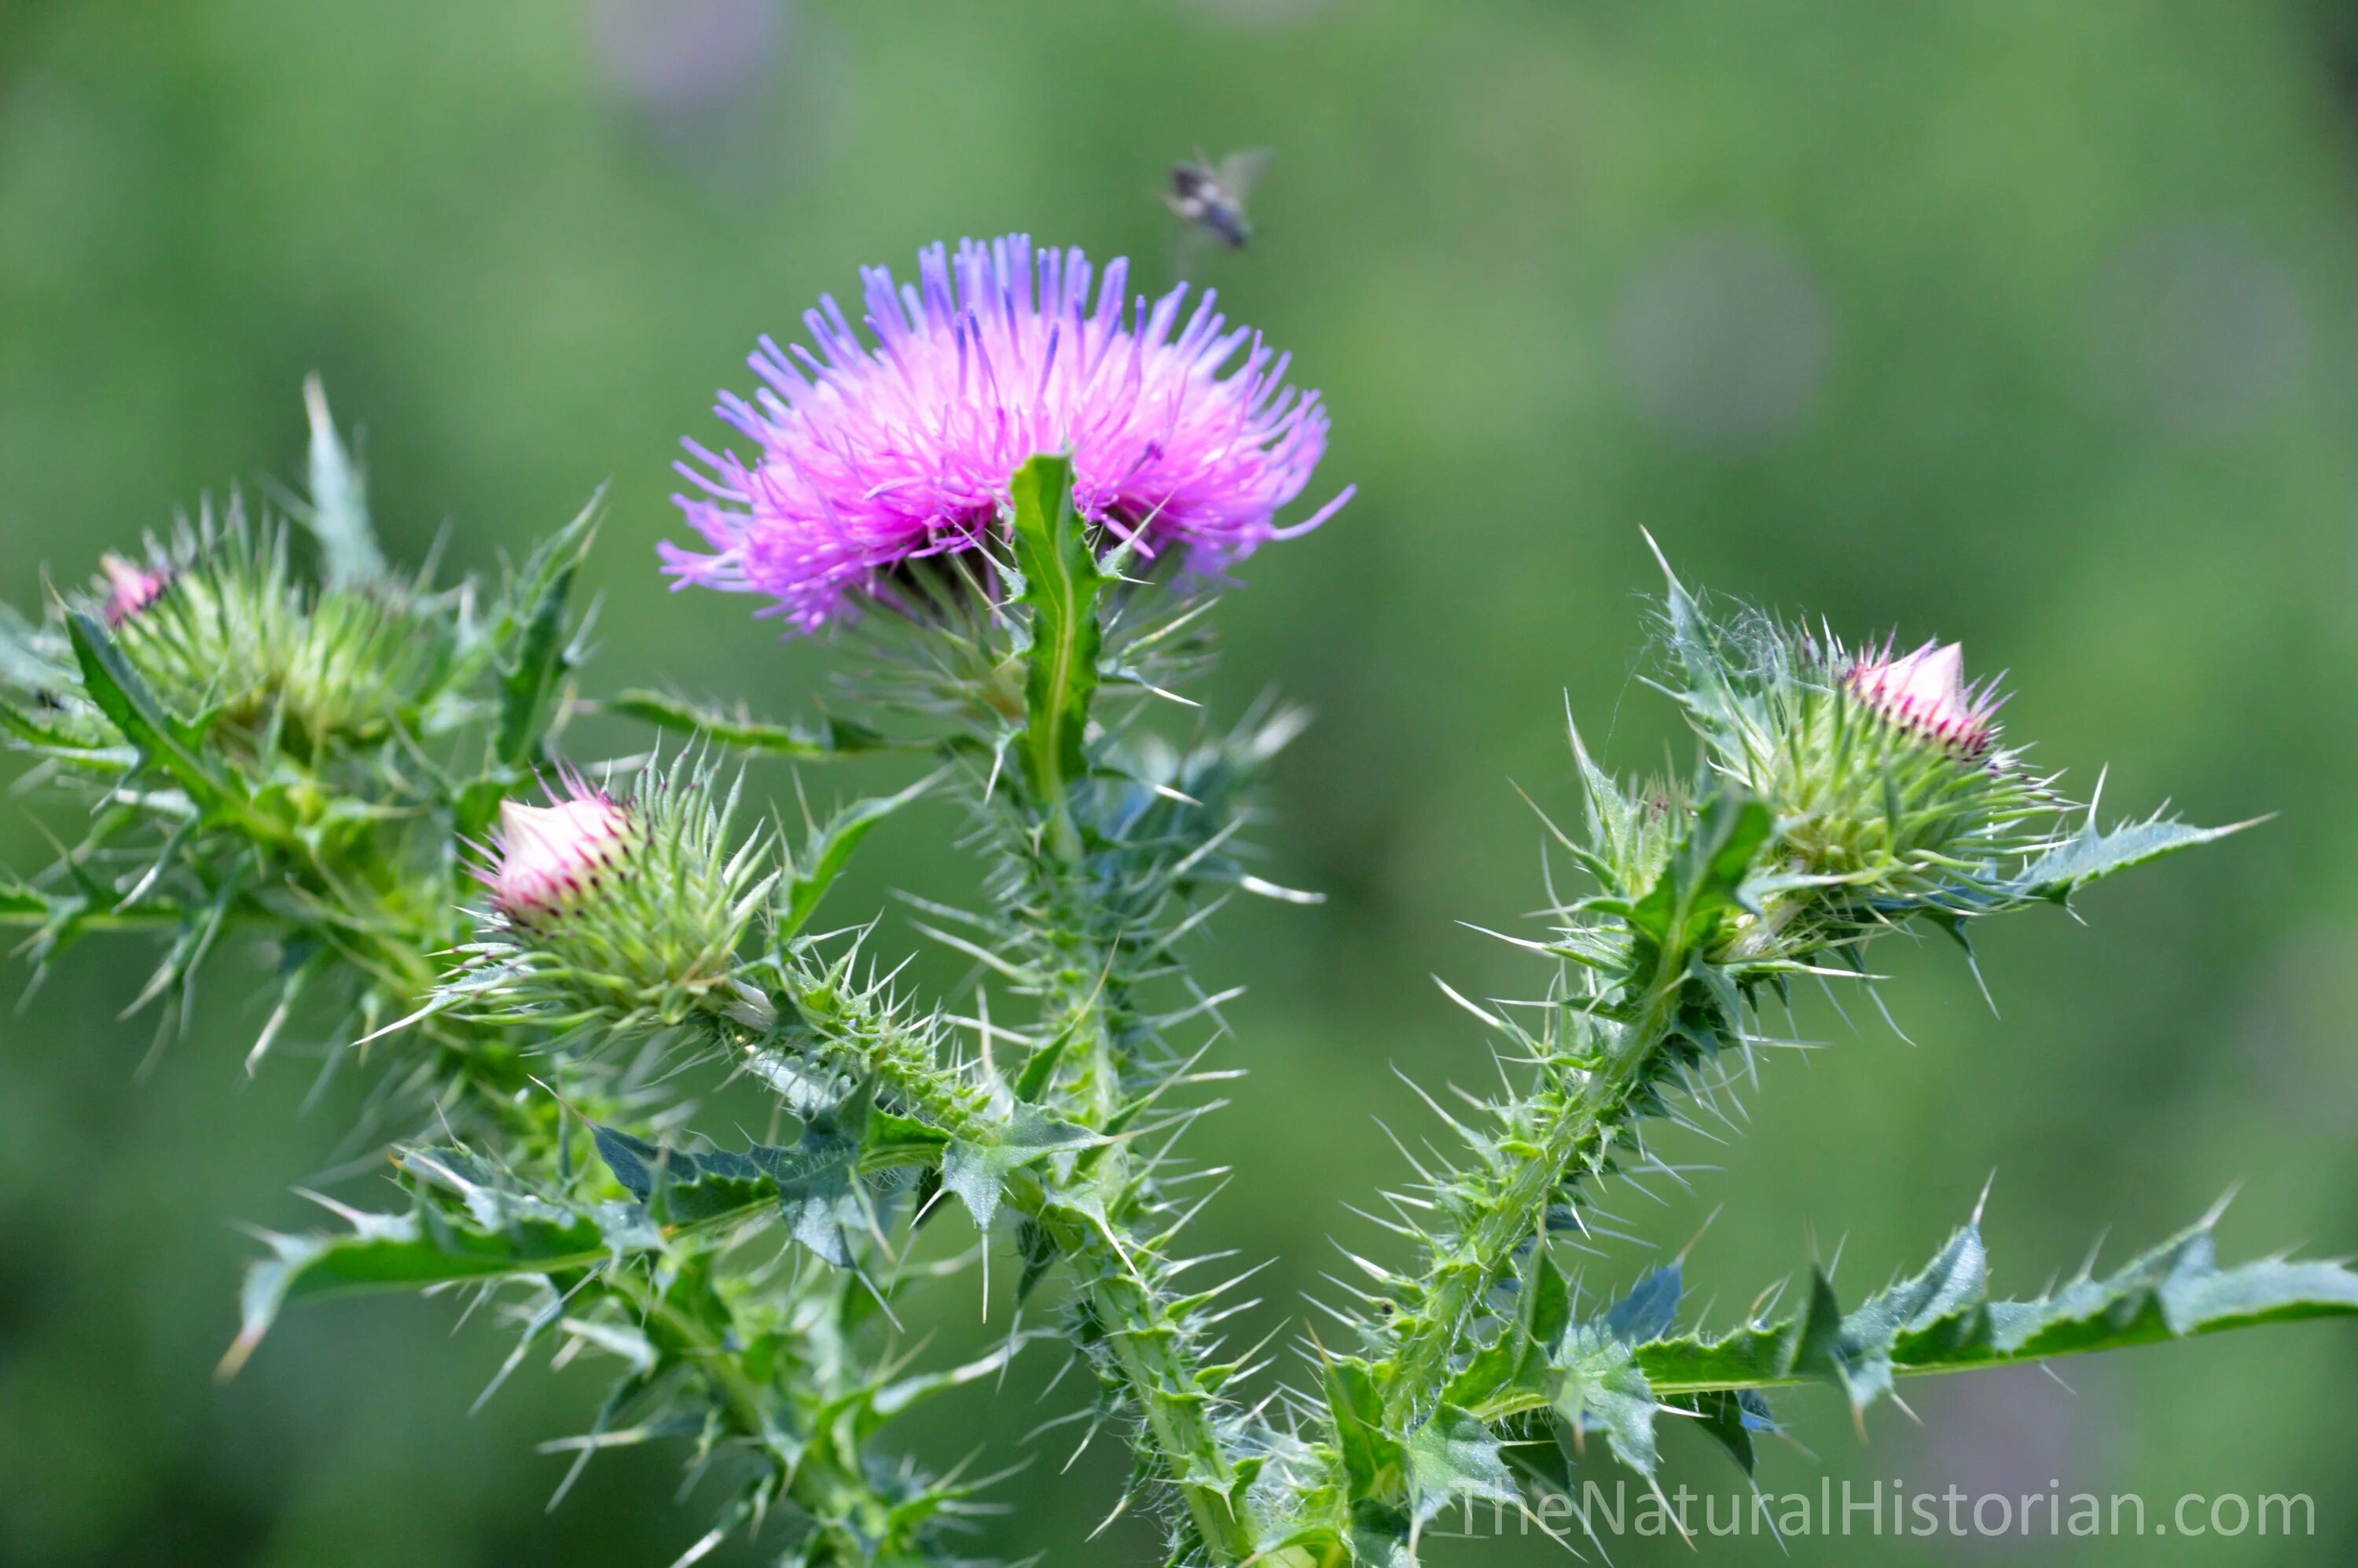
[1163,149,1273,249]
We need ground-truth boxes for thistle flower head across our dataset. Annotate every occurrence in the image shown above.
[99,553,171,626]
[489,787,638,926]
[663,233,1350,631]
[1846,637,2002,757]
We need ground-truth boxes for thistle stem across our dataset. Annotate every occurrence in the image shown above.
[770,921,1259,1559]
[1377,971,1686,1431]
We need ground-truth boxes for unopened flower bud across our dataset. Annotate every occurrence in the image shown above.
[491,791,638,926]
[454,761,777,1037]
[100,554,171,627]
[1845,639,2000,757]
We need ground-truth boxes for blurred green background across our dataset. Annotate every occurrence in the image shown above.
[5,1,2356,1563]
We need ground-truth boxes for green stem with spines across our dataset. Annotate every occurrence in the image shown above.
[1016,785,1269,1559]
[1372,966,1686,1433]
[763,921,1259,1562]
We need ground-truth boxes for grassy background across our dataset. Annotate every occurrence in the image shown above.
[4,1,2357,1563]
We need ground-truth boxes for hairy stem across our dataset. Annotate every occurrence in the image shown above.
[773,952,1256,1559]
[1377,966,1688,1431]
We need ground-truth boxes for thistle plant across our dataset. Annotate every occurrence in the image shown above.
[3,237,2351,1568]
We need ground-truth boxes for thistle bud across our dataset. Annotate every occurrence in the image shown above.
[99,553,171,626]
[1845,639,1999,757]
[490,792,638,926]
[456,761,776,1036]
[1651,577,2065,951]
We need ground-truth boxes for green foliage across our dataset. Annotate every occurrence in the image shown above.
[609,689,898,759]
[1278,571,2272,1565]
[1638,1211,2358,1406]
[2016,806,2260,902]
[66,609,243,819]
[296,375,387,589]
[1410,1204,2358,1508]
[586,1081,970,1269]
[227,1145,668,1375]
[1622,790,1771,962]
[938,1108,1102,1232]
[490,493,601,773]
[0,396,2313,1568]
[1008,452,1107,818]
[0,389,982,1568]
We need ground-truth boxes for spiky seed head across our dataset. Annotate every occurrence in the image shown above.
[1845,638,1999,757]
[490,789,639,926]
[99,553,171,626]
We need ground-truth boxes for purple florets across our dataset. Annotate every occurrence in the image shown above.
[663,234,1350,631]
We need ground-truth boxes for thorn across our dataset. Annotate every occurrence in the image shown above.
[1636,526,1675,582]
[1432,975,1508,1031]
[662,1527,729,1568]
[2201,1181,2244,1230]
[2076,1225,2110,1283]
[1971,1170,1996,1228]
[1675,1204,1722,1265]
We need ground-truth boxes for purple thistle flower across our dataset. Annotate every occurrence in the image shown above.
[663,233,1351,631]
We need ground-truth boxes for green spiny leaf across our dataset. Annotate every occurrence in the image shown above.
[591,1099,949,1269]
[2015,810,2257,904]
[940,1107,1101,1232]
[0,696,130,763]
[1405,1403,1518,1528]
[224,1151,662,1377]
[781,770,939,938]
[1693,1388,1777,1477]
[591,1124,776,1227]
[1549,1303,1665,1475]
[1447,1247,1574,1410]
[492,491,602,771]
[1008,452,1107,811]
[608,690,900,759]
[1626,790,1771,957]
[1321,1354,1416,1560]
[298,376,386,588]
[1831,1221,1987,1407]
[66,611,241,817]
[1636,1213,2358,1405]
[1605,1261,1684,1343]
[1011,1019,1078,1104]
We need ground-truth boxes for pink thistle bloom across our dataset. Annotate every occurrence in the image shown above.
[487,786,637,925]
[100,554,171,627]
[1846,639,2004,756]
[663,233,1351,631]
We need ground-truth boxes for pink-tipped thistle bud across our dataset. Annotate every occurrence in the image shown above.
[1846,639,2000,757]
[100,554,171,627]
[490,788,638,926]
[450,759,778,1036]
